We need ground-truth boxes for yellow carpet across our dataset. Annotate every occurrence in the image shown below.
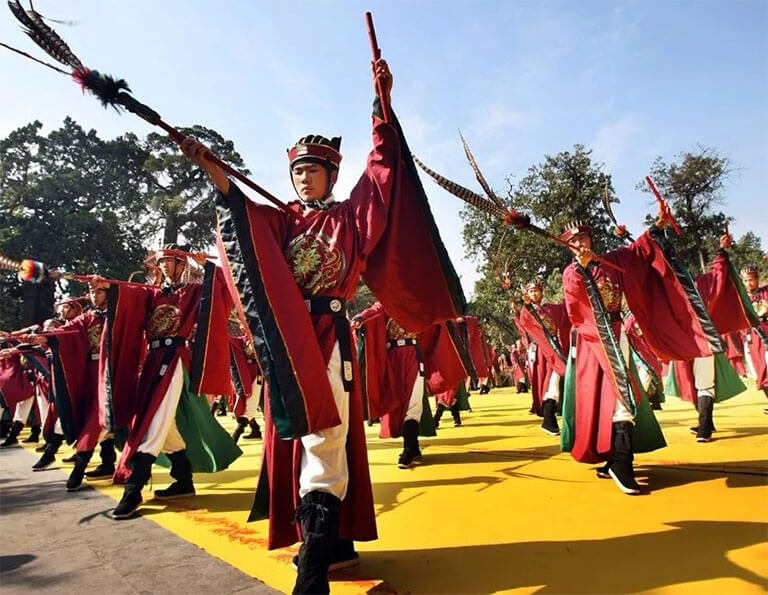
[26,384,768,594]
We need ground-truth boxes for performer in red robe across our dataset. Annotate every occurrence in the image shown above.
[432,317,476,428]
[559,211,737,495]
[517,279,570,435]
[509,340,529,392]
[664,235,751,441]
[24,282,120,490]
[623,311,664,410]
[228,317,263,442]
[184,57,464,593]
[741,266,768,411]
[110,246,240,519]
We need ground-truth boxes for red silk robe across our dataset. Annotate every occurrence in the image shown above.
[228,333,260,417]
[46,310,105,451]
[562,228,724,463]
[518,302,570,415]
[745,284,768,389]
[219,105,464,549]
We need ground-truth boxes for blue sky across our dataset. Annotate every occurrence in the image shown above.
[1,1,766,296]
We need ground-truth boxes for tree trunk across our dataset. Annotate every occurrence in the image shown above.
[21,279,54,327]
[162,216,179,246]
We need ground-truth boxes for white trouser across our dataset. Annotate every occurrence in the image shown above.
[244,378,260,419]
[543,370,561,402]
[299,342,350,500]
[743,336,757,379]
[612,328,635,423]
[35,387,48,428]
[636,363,653,393]
[138,360,187,456]
[54,417,63,435]
[692,355,716,397]
[404,374,425,423]
[13,396,34,424]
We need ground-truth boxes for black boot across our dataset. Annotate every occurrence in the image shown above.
[479,383,490,395]
[216,399,227,417]
[66,450,94,492]
[292,490,341,595]
[450,403,462,427]
[398,419,421,469]
[232,416,248,443]
[154,450,195,499]
[433,403,447,429]
[540,399,560,436]
[210,399,219,415]
[62,452,77,463]
[0,419,11,438]
[695,395,715,442]
[1,421,23,447]
[649,392,662,411]
[85,439,116,479]
[244,418,262,439]
[112,452,155,519]
[32,434,64,471]
[22,424,41,443]
[607,421,641,495]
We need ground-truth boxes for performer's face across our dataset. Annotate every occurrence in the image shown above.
[89,288,107,308]
[291,162,338,201]
[159,257,185,283]
[526,287,543,303]
[743,275,759,291]
[568,232,592,255]
[58,303,77,320]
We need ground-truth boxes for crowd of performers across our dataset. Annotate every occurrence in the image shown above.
[1,58,767,595]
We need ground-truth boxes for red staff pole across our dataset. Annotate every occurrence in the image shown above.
[645,176,682,235]
[365,12,390,124]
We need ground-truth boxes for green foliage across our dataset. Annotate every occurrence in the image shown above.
[463,144,622,342]
[639,147,731,273]
[143,125,249,248]
[0,119,151,328]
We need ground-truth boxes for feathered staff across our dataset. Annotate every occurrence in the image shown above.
[4,0,299,219]
[0,251,208,287]
[412,139,626,273]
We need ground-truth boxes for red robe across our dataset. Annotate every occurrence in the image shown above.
[745,284,768,389]
[113,264,236,482]
[724,332,746,377]
[518,302,570,415]
[46,311,105,451]
[218,105,464,550]
[562,228,728,463]
[228,333,260,417]
[0,352,35,411]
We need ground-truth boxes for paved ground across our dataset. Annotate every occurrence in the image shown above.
[1,384,767,594]
[0,446,277,595]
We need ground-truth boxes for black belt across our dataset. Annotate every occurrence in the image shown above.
[386,338,418,349]
[385,338,424,377]
[148,336,187,350]
[304,296,353,391]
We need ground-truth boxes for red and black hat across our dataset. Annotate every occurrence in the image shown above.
[560,219,593,243]
[524,279,543,291]
[147,243,194,265]
[287,135,342,171]
[54,295,86,314]
[740,265,759,279]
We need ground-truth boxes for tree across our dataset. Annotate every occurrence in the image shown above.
[0,119,151,329]
[639,147,731,273]
[462,144,622,341]
[143,126,249,248]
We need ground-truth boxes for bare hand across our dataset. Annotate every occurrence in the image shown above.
[719,232,733,249]
[614,224,628,238]
[655,203,673,229]
[576,247,595,268]
[350,318,362,330]
[180,137,230,193]
[372,59,393,103]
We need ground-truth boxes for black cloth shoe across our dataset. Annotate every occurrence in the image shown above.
[232,417,248,443]
[479,384,490,395]
[66,451,94,492]
[32,435,63,471]
[292,537,360,573]
[154,450,195,499]
[22,424,41,443]
[596,462,610,479]
[35,444,46,452]
[244,419,262,439]
[696,395,715,442]
[450,403,462,427]
[112,452,155,519]
[0,419,11,438]
[433,403,446,429]
[292,490,341,595]
[397,419,421,469]
[1,421,23,447]
[608,421,641,495]
[540,399,560,436]
[62,453,77,463]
